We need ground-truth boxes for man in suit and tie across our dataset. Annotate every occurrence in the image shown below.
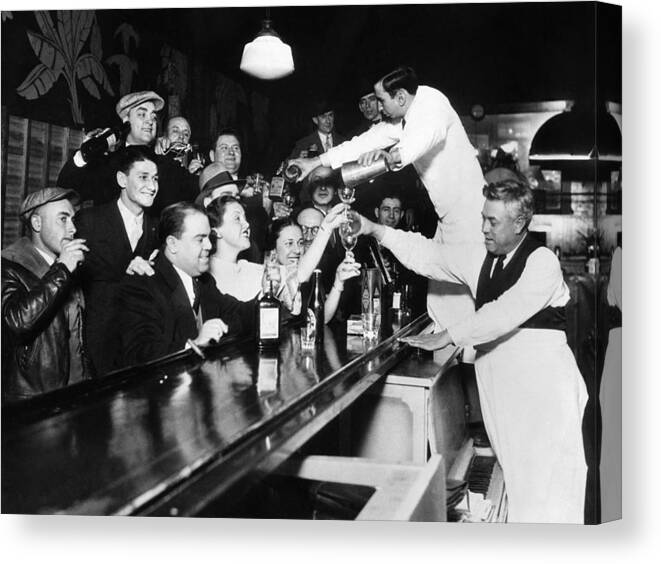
[116,202,253,368]
[75,146,161,376]
[289,101,346,161]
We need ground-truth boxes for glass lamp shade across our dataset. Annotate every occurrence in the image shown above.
[240,33,294,80]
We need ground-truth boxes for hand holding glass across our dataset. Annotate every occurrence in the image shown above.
[339,217,360,259]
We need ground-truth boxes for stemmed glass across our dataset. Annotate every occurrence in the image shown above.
[339,211,361,259]
[338,185,356,221]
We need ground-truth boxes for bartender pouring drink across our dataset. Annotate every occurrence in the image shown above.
[354,178,588,524]
[290,66,485,360]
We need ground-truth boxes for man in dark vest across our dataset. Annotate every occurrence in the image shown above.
[357,178,588,524]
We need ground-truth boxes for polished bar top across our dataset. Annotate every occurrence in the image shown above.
[2,313,432,516]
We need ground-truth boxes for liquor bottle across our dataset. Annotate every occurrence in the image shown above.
[368,239,393,318]
[305,269,325,343]
[361,267,382,339]
[80,121,131,164]
[258,279,280,348]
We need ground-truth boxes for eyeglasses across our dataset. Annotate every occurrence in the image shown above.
[300,225,320,237]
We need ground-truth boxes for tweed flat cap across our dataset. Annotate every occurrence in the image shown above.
[115,91,165,119]
[19,187,80,220]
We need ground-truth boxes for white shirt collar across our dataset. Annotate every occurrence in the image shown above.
[171,263,196,307]
[502,234,527,266]
[35,246,55,266]
[117,198,143,228]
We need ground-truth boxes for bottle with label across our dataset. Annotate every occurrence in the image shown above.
[361,267,382,339]
[258,279,280,348]
[305,269,325,343]
[80,121,131,164]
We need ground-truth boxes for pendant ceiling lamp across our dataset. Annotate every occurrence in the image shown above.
[240,16,294,80]
[529,102,621,181]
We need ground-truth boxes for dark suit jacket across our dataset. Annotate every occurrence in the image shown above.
[116,254,254,368]
[75,202,160,375]
[288,130,347,161]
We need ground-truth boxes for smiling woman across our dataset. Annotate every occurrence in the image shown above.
[207,196,264,303]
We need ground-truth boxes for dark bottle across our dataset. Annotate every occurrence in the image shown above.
[258,280,280,348]
[368,240,393,317]
[305,269,325,343]
[80,121,131,164]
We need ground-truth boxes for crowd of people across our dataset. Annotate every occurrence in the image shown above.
[1,66,594,523]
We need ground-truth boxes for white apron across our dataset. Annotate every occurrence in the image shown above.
[475,328,588,523]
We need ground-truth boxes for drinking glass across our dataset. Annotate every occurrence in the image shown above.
[339,218,359,259]
[282,189,295,210]
[264,250,281,293]
[338,185,356,220]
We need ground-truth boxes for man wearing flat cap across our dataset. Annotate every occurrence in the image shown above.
[2,188,90,403]
[57,90,198,214]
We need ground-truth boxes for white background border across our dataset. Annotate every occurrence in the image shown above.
[1,0,658,561]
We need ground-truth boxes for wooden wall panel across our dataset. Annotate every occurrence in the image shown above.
[48,125,69,186]
[27,120,48,196]
[1,109,83,247]
[3,116,29,246]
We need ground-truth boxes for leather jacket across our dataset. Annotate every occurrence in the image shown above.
[2,237,88,403]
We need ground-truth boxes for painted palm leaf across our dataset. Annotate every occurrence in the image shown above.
[26,30,66,73]
[70,11,94,61]
[77,54,114,99]
[106,54,137,96]
[55,10,75,62]
[16,63,59,99]
[90,17,103,60]
[114,22,140,54]
[33,11,58,43]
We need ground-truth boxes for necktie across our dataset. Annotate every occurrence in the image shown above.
[192,277,201,314]
[492,255,505,279]
[324,134,332,152]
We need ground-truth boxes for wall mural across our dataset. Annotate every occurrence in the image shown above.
[107,23,140,96]
[2,9,250,151]
[16,11,114,125]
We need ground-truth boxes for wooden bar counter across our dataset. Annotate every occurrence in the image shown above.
[2,313,460,517]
